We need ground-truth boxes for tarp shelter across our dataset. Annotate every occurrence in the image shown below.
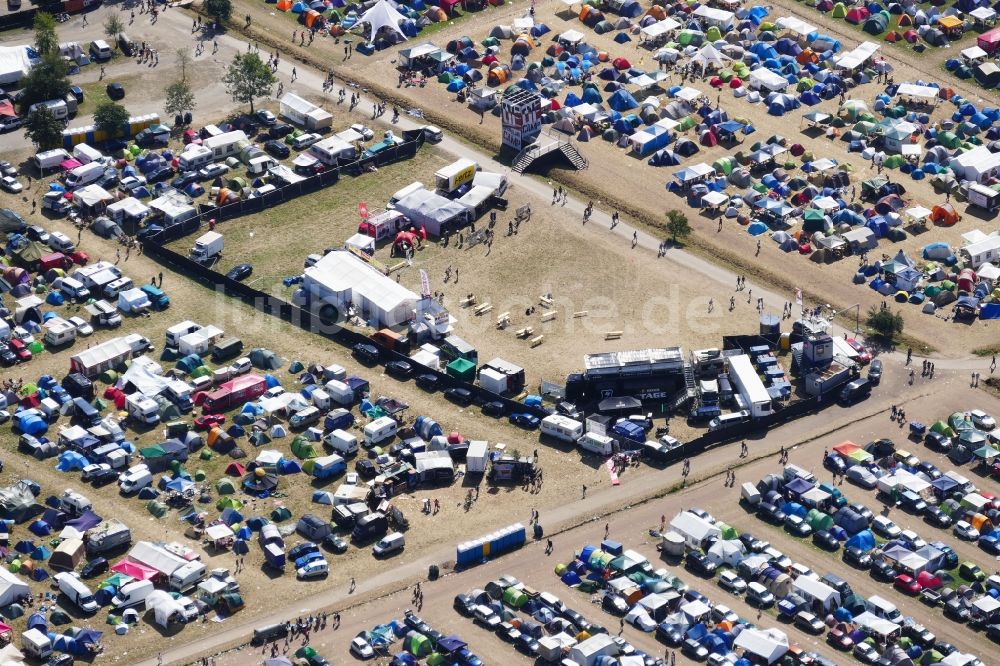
[49,538,84,570]
[358,0,407,42]
[733,628,789,664]
[0,569,29,606]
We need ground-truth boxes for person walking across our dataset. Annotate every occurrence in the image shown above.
[581,484,587,499]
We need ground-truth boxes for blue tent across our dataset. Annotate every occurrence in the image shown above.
[45,292,65,306]
[56,451,90,472]
[780,501,807,517]
[30,545,50,560]
[14,540,34,554]
[845,529,876,551]
[608,89,638,111]
[581,87,603,104]
[220,508,244,526]
[649,149,681,166]
[619,0,642,16]
[278,459,302,474]
[747,221,769,236]
[28,520,51,536]
[165,478,194,493]
[17,413,47,436]
[564,92,583,107]
[233,538,250,556]
[446,80,466,93]
[27,613,47,631]
[561,571,581,586]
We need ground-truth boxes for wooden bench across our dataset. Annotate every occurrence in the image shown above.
[459,295,477,308]
[573,311,588,318]
[605,330,623,340]
[496,312,511,328]
[473,303,493,316]
[516,326,534,339]
[540,310,557,323]
[530,335,544,348]
[539,295,553,309]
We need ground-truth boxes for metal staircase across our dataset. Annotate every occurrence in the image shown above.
[669,362,698,413]
[511,137,589,174]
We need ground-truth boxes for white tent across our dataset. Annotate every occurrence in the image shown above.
[669,511,720,548]
[624,605,656,631]
[359,0,407,42]
[733,628,789,664]
[0,569,29,607]
[706,539,745,567]
[0,45,33,85]
[691,43,727,69]
[145,590,185,628]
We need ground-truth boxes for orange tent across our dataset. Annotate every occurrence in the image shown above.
[971,513,993,533]
[931,203,960,226]
[302,9,321,27]
[487,65,511,86]
[897,13,912,26]
[646,5,666,20]
[937,87,954,99]
[796,49,818,64]
[276,0,292,10]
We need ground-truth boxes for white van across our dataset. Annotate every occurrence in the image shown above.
[364,416,398,446]
[577,432,616,456]
[89,40,112,61]
[866,595,902,624]
[783,463,817,485]
[373,532,405,557]
[119,468,153,494]
[540,414,584,443]
[324,429,358,456]
[289,406,321,430]
[166,321,201,348]
[65,161,104,189]
[112,579,154,609]
[247,155,277,176]
[708,410,750,431]
[73,143,104,165]
[59,277,91,301]
[55,572,99,613]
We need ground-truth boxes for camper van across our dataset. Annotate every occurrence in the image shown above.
[783,464,817,485]
[89,40,112,61]
[65,162,104,189]
[73,397,101,427]
[119,467,153,494]
[112,579,155,609]
[86,521,132,555]
[324,429,359,456]
[540,415,584,443]
[166,321,201,348]
[247,155,278,176]
[21,629,52,660]
[203,130,248,160]
[577,432,616,456]
[103,277,134,301]
[126,393,160,425]
[73,143,104,165]
[178,145,213,172]
[169,560,207,592]
[866,595,902,624]
[29,99,68,121]
[387,181,425,209]
[45,319,77,347]
[55,572,99,613]
[34,148,71,173]
[289,406,321,430]
[364,416,398,446]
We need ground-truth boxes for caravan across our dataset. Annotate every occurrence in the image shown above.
[540,415,584,443]
[204,130,248,160]
[364,416,398,445]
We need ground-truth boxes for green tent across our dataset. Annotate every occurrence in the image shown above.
[194,469,207,481]
[217,497,243,511]
[931,420,954,437]
[160,347,179,362]
[938,132,960,148]
[191,366,212,379]
[949,412,974,433]
[705,25,722,42]
[200,449,214,461]
[249,431,271,446]
[578,580,601,593]
[807,509,833,531]
[147,501,167,517]
[301,459,316,475]
[883,155,905,169]
[103,573,133,588]
[216,478,236,494]
[716,522,738,540]
[503,586,528,608]
[250,348,283,370]
[271,507,292,522]
[140,445,166,460]
[713,156,735,175]
[427,653,447,666]
[289,360,305,373]
[294,646,317,660]
[406,632,432,657]
[49,610,70,625]
[91,397,107,411]
[291,436,318,459]
[677,116,697,131]
[446,358,476,381]
[438,72,454,83]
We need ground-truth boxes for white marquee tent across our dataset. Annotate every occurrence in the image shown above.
[359,0,407,42]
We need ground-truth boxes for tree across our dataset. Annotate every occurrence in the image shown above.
[204,0,233,23]
[94,101,130,139]
[19,51,71,112]
[164,80,196,118]
[664,209,691,244]
[176,48,192,83]
[866,306,904,342]
[104,14,125,49]
[222,52,275,114]
[24,107,66,150]
[33,12,58,56]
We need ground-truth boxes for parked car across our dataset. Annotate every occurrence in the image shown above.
[444,388,474,407]
[415,373,439,392]
[871,516,901,539]
[80,557,108,578]
[351,123,375,140]
[845,338,871,364]
[106,82,125,100]
[255,109,277,125]
[264,140,290,158]
[926,431,952,451]
[867,358,883,384]
[684,551,717,577]
[853,642,879,663]
[954,520,980,541]
[757,502,786,525]
[269,124,294,139]
[225,263,253,281]
[784,514,812,537]
[871,559,897,582]
[67,316,93,337]
[812,530,840,551]
[923,506,952,528]
[717,570,746,594]
[385,360,413,379]
[349,636,374,659]
[971,409,996,431]
[894,574,922,595]
[843,546,872,569]
[509,413,540,429]
[827,627,855,651]
[8,339,31,362]
[0,176,22,193]
[794,611,825,634]
[453,594,475,616]
[198,163,229,180]
[979,534,1000,555]
[846,465,877,489]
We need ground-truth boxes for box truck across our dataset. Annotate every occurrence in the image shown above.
[201,374,267,413]
[64,161,104,189]
[190,231,224,264]
[435,158,477,194]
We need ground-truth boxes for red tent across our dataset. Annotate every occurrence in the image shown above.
[437,0,461,14]
[612,57,631,70]
[225,462,246,477]
[845,7,869,23]
[979,26,1000,54]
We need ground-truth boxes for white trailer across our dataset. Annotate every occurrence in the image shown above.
[727,354,772,418]
[466,440,488,473]
[540,415,584,443]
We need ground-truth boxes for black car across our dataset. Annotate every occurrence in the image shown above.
[681,638,708,662]
[923,506,953,528]
[47,656,73,666]
[843,545,872,569]
[403,611,431,635]
[986,623,1000,644]
[453,594,476,616]
[600,592,628,616]
[916,461,942,480]
[69,85,85,103]
[90,467,119,486]
[415,373,439,392]
[385,360,413,379]
[738,532,769,553]
[684,551,717,577]
[352,343,379,365]
[322,534,348,553]
[871,559,897,581]
[106,82,125,100]
[562,609,588,633]
[934,641,957,656]
[926,431,952,451]
[225,263,253,282]
[757,502,786,525]
[171,171,201,189]
[481,401,505,418]
[943,599,970,623]
[444,387,474,407]
[813,530,840,551]
[146,165,173,183]
[948,445,975,465]
[656,622,684,646]
[849,503,874,524]
[264,140,290,159]
[823,454,847,475]
[0,345,15,367]
[355,459,377,479]
[269,124,295,139]
[80,557,108,578]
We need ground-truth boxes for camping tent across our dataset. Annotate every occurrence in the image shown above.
[358,0,407,42]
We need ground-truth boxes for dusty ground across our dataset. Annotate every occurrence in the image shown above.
[235,0,999,356]
[205,379,1000,666]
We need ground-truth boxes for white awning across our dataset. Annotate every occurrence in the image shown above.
[205,524,234,541]
[674,87,701,102]
[906,206,931,221]
[640,18,680,39]
[702,191,729,207]
[895,83,938,98]
[962,46,988,60]
[775,16,816,36]
[971,6,997,21]
[558,29,584,44]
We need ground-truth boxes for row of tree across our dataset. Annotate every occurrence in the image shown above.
[22,1,273,150]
